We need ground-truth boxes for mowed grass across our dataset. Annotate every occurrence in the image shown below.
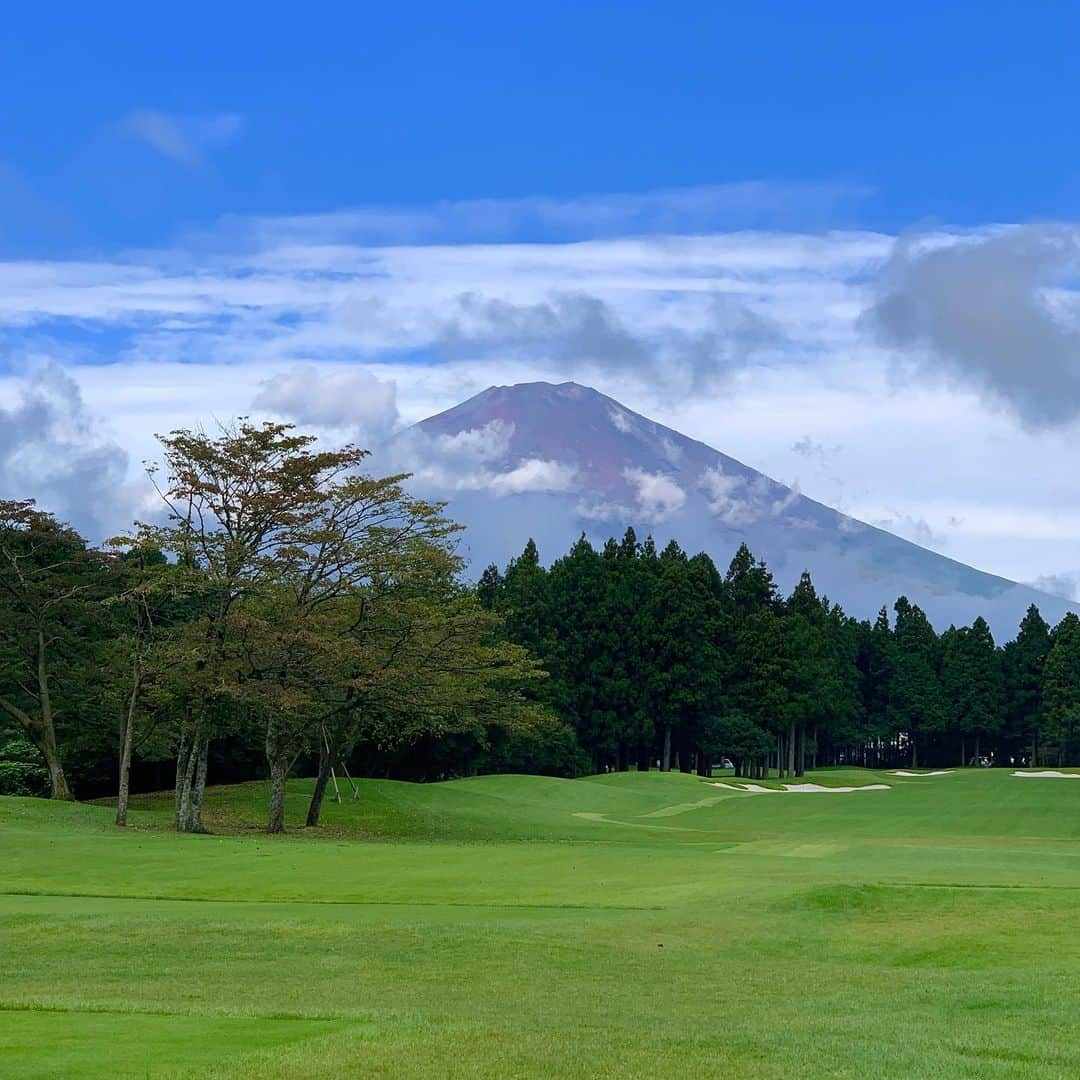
[4,769,1080,1077]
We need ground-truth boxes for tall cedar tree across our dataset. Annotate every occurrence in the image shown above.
[889,597,947,768]
[1002,606,1050,765]
[1043,613,1080,766]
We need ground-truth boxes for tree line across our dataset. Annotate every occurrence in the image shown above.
[4,423,1080,829]
[478,532,1080,776]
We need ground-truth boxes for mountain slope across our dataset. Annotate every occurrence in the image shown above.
[387,381,1074,634]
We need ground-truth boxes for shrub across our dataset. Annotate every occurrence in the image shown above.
[0,737,50,796]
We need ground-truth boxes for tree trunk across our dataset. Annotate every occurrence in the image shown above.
[175,734,207,833]
[636,746,651,772]
[174,733,191,829]
[811,726,818,771]
[960,736,965,768]
[188,739,209,833]
[266,714,289,834]
[115,667,141,827]
[787,723,796,778]
[34,629,72,800]
[796,725,806,777]
[974,733,981,766]
[661,725,672,772]
[267,758,288,834]
[306,740,333,827]
[176,737,197,831]
[911,739,918,769]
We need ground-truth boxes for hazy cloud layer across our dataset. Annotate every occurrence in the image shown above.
[244,181,866,246]
[868,225,1080,428]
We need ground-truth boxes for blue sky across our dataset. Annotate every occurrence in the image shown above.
[4,3,1080,254]
[3,3,1080,598]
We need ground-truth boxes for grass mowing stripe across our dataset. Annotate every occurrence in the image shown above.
[0,888,660,910]
[0,1001,350,1021]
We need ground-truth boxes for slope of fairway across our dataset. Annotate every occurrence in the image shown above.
[5,768,1080,1078]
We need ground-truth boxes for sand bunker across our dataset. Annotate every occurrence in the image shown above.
[711,782,889,794]
[1012,770,1080,779]
[891,770,954,777]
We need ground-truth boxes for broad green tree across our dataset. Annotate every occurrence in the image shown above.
[0,500,105,799]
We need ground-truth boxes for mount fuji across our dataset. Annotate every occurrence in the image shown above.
[384,381,1075,635]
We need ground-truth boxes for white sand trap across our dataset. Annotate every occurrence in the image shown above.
[784,783,890,793]
[1013,770,1080,779]
[891,769,954,777]
[711,782,889,794]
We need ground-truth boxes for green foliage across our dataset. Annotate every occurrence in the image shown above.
[0,736,48,795]
[1043,612,1080,763]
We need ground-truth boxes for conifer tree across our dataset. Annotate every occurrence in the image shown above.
[1002,605,1050,765]
[1043,613,1080,765]
[941,617,1004,764]
[889,597,946,768]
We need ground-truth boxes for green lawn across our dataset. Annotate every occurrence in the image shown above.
[4,767,1080,1077]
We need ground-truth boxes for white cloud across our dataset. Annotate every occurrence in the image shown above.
[431,421,515,464]
[699,464,749,523]
[253,364,399,441]
[697,462,802,526]
[123,109,243,166]
[379,421,515,494]
[0,366,137,541]
[867,225,1080,428]
[623,467,686,523]
[576,496,635,523]
[871,512,948,552]
[1030,571,1080,601]
[488,459,578,496]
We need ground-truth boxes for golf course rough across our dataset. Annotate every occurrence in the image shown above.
[4,766,1080,1078]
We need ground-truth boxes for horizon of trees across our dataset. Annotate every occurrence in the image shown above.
[479,531,1078,777]
[3,424,1080,828]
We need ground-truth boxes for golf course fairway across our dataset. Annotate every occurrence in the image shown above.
[4,767,1080,1078]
